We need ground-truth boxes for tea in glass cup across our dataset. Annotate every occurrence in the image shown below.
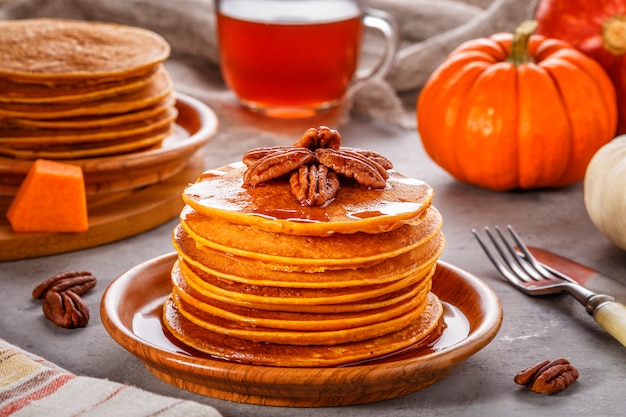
[215,0,398,118]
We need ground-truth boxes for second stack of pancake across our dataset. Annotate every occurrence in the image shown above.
[0,18,176,159]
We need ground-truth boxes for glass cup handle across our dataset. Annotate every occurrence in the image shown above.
[359,8,400,81]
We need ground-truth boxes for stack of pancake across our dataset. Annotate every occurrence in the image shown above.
[163,160,447,367]
[0,18,176,159]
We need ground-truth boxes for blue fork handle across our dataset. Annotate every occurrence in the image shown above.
[587,295,626,348]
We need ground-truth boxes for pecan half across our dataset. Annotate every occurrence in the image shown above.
[33,271,97,329]
[315,148,388,188]
[42,291,90,329]
[514,358,579,394]
[243,148,314,186]
[343,147,394,170]
[293,126,341,150]
[240,126,393,206]
[242,146,300,166]
[32,271,97,299]
[290,164,340,206]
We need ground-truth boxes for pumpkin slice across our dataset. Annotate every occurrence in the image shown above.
[6,159,88,232]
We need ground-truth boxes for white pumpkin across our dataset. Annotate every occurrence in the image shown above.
[584,135,626,250]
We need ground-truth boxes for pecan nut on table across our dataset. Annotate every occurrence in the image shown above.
[242,126,393,206]
[514,358,579,394]
[32,271,97,329]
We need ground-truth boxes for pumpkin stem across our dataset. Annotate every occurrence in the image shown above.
[603,15,626,55]
[508,20,537,66]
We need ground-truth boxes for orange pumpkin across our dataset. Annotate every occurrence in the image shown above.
[535,0,626,135]
[416,21,617,191]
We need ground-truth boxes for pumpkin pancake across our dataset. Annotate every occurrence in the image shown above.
[0,65,160,104]
[172,262,432,331]
[182,163,435,236]
[170,290,429,345]
[6,95,175,129]
[0,123,174,159]
[0,107,177,144]
[0,69,173,119]
[173,287,427,332]
[163,292,444,367]
[175,257,435,312]
[180,205,442,269]
[0,19,170,81]
[173,225,445,286]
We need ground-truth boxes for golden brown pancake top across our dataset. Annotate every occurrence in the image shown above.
[183,163,435,236]
[0,18,170,80]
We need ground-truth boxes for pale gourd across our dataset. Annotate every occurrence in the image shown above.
[584,135,626,250]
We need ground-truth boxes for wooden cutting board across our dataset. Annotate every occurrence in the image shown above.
[0,151,203,262]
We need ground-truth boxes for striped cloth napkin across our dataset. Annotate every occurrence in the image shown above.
[0,338,222,417]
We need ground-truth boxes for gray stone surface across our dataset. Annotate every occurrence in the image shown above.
[3,115,626,417]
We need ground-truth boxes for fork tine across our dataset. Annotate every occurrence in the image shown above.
[505,225,551,279]
[495,226,543,281]
[471,227,528,284]
[506,225,578,284]
[486,226,536,282]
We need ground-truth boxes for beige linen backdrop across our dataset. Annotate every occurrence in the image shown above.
[0,0,539,152]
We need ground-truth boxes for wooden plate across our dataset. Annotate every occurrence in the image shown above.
[0,92,219,198]
[101,254,503,407]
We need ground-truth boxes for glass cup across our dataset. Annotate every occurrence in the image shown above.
[215,0,398,118]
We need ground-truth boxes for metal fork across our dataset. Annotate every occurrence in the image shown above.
[472,225,626,348]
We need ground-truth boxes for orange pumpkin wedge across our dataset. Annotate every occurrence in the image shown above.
[6,159,88,233]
